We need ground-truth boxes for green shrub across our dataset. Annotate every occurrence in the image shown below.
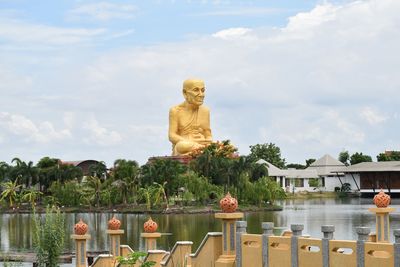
[32,206,65,267]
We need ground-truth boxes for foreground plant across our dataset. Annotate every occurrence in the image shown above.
[32,205,65,267]
[116,251,155,267]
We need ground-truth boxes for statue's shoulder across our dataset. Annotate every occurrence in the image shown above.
[199,105,210,113]
[169,103,185,114]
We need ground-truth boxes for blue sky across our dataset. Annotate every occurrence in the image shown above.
[0,0,399,166]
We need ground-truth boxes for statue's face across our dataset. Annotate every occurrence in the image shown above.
[184,80,205,106]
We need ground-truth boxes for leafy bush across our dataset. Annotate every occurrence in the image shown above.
[32,206,65,267]
[116,251,155,267]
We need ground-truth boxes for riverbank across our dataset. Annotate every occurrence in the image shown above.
[0,203,283,214]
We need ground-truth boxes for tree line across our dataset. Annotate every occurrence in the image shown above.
[0,142,288,210]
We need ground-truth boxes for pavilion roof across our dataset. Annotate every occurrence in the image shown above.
[307,154,345,176]
[340,161,400,173]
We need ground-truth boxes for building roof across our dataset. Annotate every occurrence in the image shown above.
[256,159,318,178]
[280,169,319,179]
[256,159,284,176]
[341,161,400,173]
[307,154,345,176]
[61,160,100,167]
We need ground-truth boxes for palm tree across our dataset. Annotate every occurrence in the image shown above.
[153,182,169,210]
[84,176,103,207]
[112,159,140,204]
[0,162,10,183]
[21,187,43,207]
[0,177,22,208]
[89,161,108,179]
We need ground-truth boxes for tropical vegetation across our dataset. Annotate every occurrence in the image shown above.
[0,142,288,211]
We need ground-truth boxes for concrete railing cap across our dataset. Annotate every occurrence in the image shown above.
[321,225,335,232]
[236,221,247,228]
[262,222,274,230]
[290,224,304,231]
[356,227,371,235]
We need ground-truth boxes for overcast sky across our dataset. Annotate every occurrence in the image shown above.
[0,0,399,166]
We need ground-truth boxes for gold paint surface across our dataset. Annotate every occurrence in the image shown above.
[169,79,212,155]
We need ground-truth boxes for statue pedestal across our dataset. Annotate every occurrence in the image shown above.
[106,229,124,257]
[141,232,162,251]
[71,234,91,267]
[368,207,395,242]
[215,212,243,267]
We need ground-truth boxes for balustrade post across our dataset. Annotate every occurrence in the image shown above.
[215,193,243,267]
[71,219,90,267]
[394,229,400,267]
[141,218,161,251]
[235,221,247,267]
[321,225,335,267]
[356,227,370,267]
[262,222,274,267]
[290,224,304,267]
[106,216,124,258]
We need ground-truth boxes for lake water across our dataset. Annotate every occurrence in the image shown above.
[1,197,400,253]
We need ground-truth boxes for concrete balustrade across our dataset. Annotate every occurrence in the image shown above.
[73,191,398,267]
[74,221,400,267]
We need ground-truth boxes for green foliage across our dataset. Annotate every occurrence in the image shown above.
[21,187,42,207]
[0,178,22,207]
[242,177,285,206]
[338,151,350,166]
[305,158,316,167]
[49,180,83,206]
[141,159,187,201]
[248,143,286,168]
[116,251,155,267]
[350,152,372,165]
[377,151,400,161]
[179,171,223,203]
[286,163,306,169]
[341,183,351,192]
[308,178,321,188]
[32,206,65,267]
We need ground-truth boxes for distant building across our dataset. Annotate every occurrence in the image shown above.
[258,154,360,192]
[60,160,103,176]
[341,161,400,196]
[306,154,359,192]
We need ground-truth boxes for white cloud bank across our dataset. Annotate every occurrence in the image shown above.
[1,0,400,165]
[68,2,138,21]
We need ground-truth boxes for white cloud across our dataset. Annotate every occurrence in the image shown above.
[193,7,285,17]
[0,112,71,143]
[83,117,122,146]
[68,2,138,21]
[360,107,388,125]
[0,18,106,46]
[212,27,253,40]
[1,0,400,165]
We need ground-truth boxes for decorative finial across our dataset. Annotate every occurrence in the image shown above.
[373,189,391,208]
[144,217,158,233]
[74,218,88,235]
[220,192,238,213]
[108,215,121,230]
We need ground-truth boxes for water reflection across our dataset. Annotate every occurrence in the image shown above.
[1,198,400,253]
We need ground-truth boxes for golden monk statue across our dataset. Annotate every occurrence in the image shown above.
[169,79,212,156]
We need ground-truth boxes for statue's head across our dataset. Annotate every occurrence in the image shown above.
[183,78,205,106]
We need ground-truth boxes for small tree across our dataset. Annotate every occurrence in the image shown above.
[350,152,372,165]
[32,206,65,267]
[116,251,155,267]
[248,143,286,168]
[338,151,350,166]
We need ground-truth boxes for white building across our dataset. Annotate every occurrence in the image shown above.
[257,154,359,192]
[306,154,359,192]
